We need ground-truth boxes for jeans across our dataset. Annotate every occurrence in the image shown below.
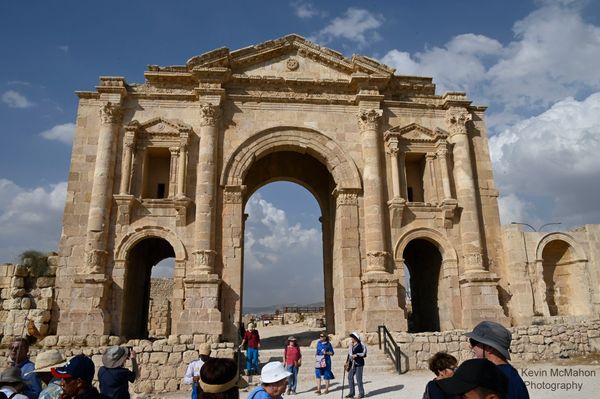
[246,347,259,374]
[347,365,364,397]
[286,364,298,392]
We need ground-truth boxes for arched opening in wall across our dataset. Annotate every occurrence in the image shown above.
[403,239,442,332]
[240,150,335,344]
[123,237,175,338]
[542,239,577,316]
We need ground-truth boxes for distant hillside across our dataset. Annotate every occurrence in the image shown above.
[243,301,324,315]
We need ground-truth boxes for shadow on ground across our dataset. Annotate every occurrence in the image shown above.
[260,328,323,350]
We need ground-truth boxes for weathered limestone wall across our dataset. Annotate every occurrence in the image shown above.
[0,262,56,343]
[148,278,173,337]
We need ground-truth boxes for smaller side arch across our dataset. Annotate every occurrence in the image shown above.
[394,226,458,262]
[534,232,588,263]
[115,226,187,261]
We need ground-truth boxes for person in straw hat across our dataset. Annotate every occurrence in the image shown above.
[97,346,138,399]
[0,367,28,399]
[247,362,291,399]
[30,349,66,399]
[183,343,212,398]
[198,357,248,399]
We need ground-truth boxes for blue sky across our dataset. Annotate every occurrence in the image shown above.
[2,0,600,306]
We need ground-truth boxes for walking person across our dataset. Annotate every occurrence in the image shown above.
[422,352,458,399]
[465,321,529,399]
[345,332,366,399]
[98,346,139,399]
[283,336,301,395]
[239,323,261,376]
[314,333,334,395]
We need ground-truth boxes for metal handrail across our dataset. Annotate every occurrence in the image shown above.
[378,325,407,374]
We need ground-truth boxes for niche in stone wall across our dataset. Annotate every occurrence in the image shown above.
[542,239,582,317]
[142,147,171,199]
[405,153,425,203]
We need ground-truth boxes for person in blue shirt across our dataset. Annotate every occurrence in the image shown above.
[465,321,530,399]
[315,333,334,395]
[98,346,138,399]
[8,338,41,399]
[247,362,290,399]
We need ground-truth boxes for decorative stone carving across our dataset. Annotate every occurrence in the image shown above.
[193,249,216,273]
[84,249,108,274]
[357,109,383,131]
[446,107,472,136]
[223,186,245,204]
[99,102,122,124]
[463,252,483,270]
[199,103,221,127]
[335,190,358,206]
[366,251,389,272]
[286,57,299,71]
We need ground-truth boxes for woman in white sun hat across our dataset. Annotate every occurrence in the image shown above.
[30,349,66,399]
[247,362,291,399]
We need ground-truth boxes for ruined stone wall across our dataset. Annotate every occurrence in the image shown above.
[0,261,56,343]
[148,278,173,337]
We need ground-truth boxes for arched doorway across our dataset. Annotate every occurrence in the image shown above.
[541,239,582,316]
[403,239,442,332]
[122,237,175,338]
[241,151,334,333]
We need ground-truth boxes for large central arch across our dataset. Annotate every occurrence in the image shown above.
[219,127,362,340]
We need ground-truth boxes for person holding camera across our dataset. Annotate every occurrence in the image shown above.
[345,332,366,399]
[98,346,138,399]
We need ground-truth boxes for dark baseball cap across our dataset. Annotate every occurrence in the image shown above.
[51,354,95,383]
[437,359,508,396]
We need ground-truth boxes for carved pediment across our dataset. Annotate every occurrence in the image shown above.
[385,123,448,143]
[186,34,395,79]
[125,118,192,146]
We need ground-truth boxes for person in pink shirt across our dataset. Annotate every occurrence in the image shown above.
[283,337,302,395]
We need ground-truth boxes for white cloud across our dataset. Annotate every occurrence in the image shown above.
[40,123,75,145]
[0,179,67,263]
[7,81,31,86]
[2,90,34,109]
[314,8,383,47]
[380,2,600,131]
[290,1,322,19]
[243,193,323,306]
[58,45,69,53]
[490,92,600,227]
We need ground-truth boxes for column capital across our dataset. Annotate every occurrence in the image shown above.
[84,249,108,275]
[169,146,180,156]
[124,131,136,149]
[333,188,359,207]
[357,108,383,132]
[193,249,217,274]
[366,251,389,273]
[446,107,472,136]
[426,152,436,160]
[386,137,400,155]
[223,185,246,204]
[199,103,221,127]
[99,102,122,125]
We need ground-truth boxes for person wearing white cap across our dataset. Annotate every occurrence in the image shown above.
[247,362,291,399]
[345,332,366,398]
[183,343,212,399]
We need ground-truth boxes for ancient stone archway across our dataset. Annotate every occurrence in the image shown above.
[220,127,363,340]
[394,228,461,331]
[534,233,591,317]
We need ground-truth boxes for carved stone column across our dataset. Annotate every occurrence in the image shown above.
[176,143,188,198]
[447,107,485,273]
[357,109,389,273]
[119,129,135,195]
[84,102,122,275]
[169,147,179,198]
[193,103,221,274]
[425,152,438,203]
[436,142,452,201]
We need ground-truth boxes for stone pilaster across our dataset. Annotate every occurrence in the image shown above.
[436,142,452,201]
[119,129,135,195]
[357,108,389,272]
[446,106,485,273]
[193,103,221,274]
[176,142,188,198]
[425,152,438,203]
